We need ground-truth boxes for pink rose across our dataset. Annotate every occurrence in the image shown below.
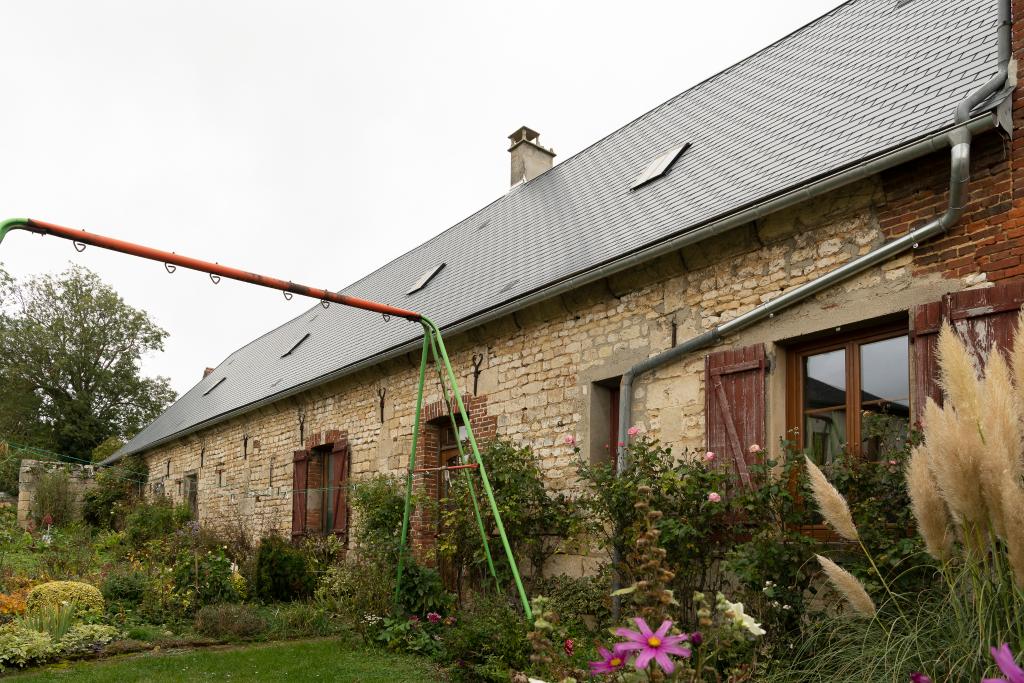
[427,612,441,623]
[564,435,576,446]
[888,459,898,466]
[748,444,761,453]
[704,451,716,462]
[627,426,640,437]
[707,492,722,503]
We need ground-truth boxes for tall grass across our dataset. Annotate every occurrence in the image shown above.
[774,318,1024,682]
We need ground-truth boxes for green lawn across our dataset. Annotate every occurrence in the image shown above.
[11,639,444,682]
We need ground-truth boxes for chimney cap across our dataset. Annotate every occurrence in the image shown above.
[508,125,542,145]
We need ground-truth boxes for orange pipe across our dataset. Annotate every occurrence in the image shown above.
[24,219,421,321]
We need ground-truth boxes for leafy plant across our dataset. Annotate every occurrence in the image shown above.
[100,568,150,608]
[439,437,581,588]
[0,623,55,671]
[252,535,314,602]
[440,593,530,682]
[123,496,191,548]
[396,560,454,616]
[18,601,77,641]
[350,475,405,559]
[172,546,240,610]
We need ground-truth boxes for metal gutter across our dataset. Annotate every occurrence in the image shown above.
[614,0,1013,467]
[107,112,999,462]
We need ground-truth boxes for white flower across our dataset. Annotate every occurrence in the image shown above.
[721,598,766,637]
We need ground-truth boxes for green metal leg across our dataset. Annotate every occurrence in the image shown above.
[422,316,532,620]
[425,328,501,592]
[395,333,431,608]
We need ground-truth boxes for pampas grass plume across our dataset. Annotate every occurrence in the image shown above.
[905,445,954,561]
[1001,481,1024,589]
[804,456,859,541]
[816,554,876,617]
[937,321,980,425]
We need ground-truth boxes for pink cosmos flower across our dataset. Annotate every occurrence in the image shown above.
[426,612,441,623]
[614,618,691,674]
[984,643,1024,683]
[748,444,761,453]
[627,426,640,437]
[563,638,574,656]
[909,674,932,683]
[704,451,716,462]
[564,435,576,446]
[707,492,722,503]
[589,646,627,675]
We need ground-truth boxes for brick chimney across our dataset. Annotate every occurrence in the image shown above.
[508,126,555,186]
[203,367,215,378]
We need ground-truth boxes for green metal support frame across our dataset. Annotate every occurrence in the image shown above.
[395,316,532,620]
[0,217,532,620]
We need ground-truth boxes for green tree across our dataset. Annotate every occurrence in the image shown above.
[0,264,175,459]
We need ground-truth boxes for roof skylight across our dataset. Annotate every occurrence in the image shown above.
[630,143,690,190]
[407,263,446,295]
[281,332,311,358]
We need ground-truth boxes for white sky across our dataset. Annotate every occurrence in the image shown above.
[1,0,842,397]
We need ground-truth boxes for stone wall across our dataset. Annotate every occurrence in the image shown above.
[137,124,1014,567]
[17,460,96,530]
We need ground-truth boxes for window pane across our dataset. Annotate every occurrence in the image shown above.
[804,348,846,410]
[804,411,846,465]
[860,335,910,458]
[804,348,846,464]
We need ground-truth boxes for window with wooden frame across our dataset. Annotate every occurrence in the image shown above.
[438,419,468,500]
[786,322,910,464]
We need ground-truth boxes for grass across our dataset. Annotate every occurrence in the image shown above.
[10,638,444,682]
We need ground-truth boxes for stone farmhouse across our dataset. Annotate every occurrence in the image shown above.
[106,0,1024,571]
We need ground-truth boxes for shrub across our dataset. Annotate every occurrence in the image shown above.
[26,581,104,616]
[253,535,313,602]
[397,560,454,617]
[82,455,147,530]
[440,438,581,583]
[0,624,55,671]
[439,593,530,682]
[30,468,75,527]
[528,573,611,635]
[56,623,119,655]
[37,523,97,579]
[172,546,240,610]
[577,437,735,620]
[194,603,267,639]
[350,475,405,558]
[314,555,394,641]
[100,569,150,608]
[124,496,191,548]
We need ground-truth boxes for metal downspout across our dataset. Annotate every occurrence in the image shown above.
[610,0,1012,613]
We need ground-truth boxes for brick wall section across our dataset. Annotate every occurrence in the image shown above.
[410,394,496,564]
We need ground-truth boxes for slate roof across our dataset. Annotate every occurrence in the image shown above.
[114,0,1002,460]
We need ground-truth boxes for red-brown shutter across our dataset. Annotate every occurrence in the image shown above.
[330,441,349,534]
[705,343,767,490]
[291,449,309,539]
[910,281,1024,423]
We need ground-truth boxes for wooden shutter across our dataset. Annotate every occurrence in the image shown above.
[705,344,767,490]
[291,449,309,539]
[330,441,349,534]
[910,281,1024,423]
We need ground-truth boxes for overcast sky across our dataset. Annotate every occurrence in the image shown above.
[1,0,842,397]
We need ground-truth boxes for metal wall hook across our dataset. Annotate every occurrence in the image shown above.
[382,313,391,322]
[209,273,221,285]
[283,291,293,300]
[164,262,176,274]
[320,299,330,309]
[73,241,86,252]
